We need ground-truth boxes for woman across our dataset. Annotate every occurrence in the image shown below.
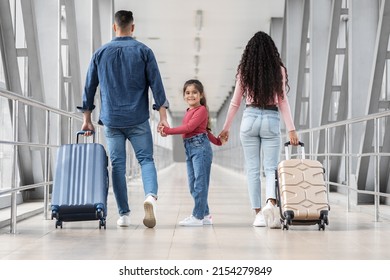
[219,31,299,228]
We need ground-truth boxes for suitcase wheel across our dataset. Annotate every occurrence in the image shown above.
[99,219,106,229]
[318,220,326,231]
[51,210,59,220]
[282,220,289,230]
[96,209,103,219]
[55,220,63,229]
[319,210,329,226]
[281,211,294,230]
[324,214,329,225]
[318,214,329,231]
[284,211,294,225]
[95,204,105,219]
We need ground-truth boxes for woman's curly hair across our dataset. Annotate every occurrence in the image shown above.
[237,31,289,106]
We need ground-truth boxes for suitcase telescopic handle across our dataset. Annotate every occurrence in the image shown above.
[77,130,95,143]
[284,141,305,160]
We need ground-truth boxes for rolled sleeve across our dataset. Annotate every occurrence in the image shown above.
[153,99,169,111]
[80,55,99,112]
[76,105,95,112]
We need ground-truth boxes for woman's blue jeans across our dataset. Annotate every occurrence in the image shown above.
[239,107,281,210]
[184,133,213,220]
[104,120,158,216]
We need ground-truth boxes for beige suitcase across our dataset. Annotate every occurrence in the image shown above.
[276,142,330,230]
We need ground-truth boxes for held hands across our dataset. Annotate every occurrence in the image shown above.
[157,122,168,137]
[218,130,229,145]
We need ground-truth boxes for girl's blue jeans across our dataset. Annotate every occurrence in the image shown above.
[184,133,213,220]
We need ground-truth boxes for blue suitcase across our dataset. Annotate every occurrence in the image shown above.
[51,131,109,229]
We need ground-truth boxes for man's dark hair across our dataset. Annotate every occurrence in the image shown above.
[114,10,134,30]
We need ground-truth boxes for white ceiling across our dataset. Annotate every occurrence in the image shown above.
[115,0,285,117]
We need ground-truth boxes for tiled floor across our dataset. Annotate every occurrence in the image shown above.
[1,162,390,260]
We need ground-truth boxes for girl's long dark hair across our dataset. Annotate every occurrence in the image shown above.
[237,31,289,106]
[183,79,212,131]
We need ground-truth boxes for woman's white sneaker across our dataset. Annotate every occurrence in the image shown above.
[253,212,266,227]
[263,201,282,229]
[270,206,282,229]
[262,201,275,228]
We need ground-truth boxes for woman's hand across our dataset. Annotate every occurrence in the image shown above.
[218,130,229,143]
[288,130,299,146]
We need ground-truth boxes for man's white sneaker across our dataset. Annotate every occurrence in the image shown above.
[253,212,266,227]
[143,195,157,228]
[179,215,203,226]
[117,215,130,227]
[203,214,213,225]
[262,201,275,228]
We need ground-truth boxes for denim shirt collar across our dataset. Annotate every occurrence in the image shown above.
[112,36,134,41]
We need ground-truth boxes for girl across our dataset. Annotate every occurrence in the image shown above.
[219,31,299,228]
[160,79,223,226]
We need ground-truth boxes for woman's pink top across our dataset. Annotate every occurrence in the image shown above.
[223,67,295,132]
[163,105,222,146]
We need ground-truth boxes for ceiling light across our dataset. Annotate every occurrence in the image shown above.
[194,37,201,52]
[195,10,203,31]
[194,55,200,67]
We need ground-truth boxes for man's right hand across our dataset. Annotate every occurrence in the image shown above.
[81,122,95,136]
[81,111,94,136]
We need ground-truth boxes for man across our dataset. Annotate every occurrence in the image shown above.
[78,10,169,228]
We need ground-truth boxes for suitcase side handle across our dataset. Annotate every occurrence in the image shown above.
[77,130,95,143]
[284,141,305,159]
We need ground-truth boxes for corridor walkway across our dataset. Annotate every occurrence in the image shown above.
[1,162,390,260]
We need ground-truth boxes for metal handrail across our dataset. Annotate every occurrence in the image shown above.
[0,88,81,119]
[0,87,174,233]
[213,107,390,222]
[290,110,390,221]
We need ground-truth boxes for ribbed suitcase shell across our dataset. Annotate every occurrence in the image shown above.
[51,143,108,227]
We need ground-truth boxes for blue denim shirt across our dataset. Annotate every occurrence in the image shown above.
[79,36,168,127]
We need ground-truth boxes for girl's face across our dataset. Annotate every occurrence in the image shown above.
[184,84,202,108]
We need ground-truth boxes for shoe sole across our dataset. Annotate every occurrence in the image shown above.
[179,223,203,227]
[143,201,156,228]
[117,224,130,227]
[269,220,282,229]
[252,223,266,227]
